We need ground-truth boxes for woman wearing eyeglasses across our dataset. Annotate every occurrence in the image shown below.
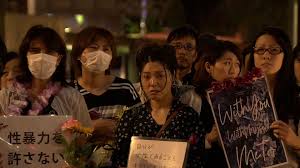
[270,44,300,167]
[247,27,299,167]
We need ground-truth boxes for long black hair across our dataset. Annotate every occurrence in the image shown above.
[18,25,67,85]
[291,45,300,119]
[247,27,294,121]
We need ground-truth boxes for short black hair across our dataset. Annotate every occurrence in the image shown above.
[3,52,19,65]
[70,26,116,79]
[166,25,198,45]
[197,33,217,57]
[136,44,177,75]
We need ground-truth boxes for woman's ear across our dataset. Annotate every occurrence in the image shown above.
[56,55,63,66]
[205,62,212,74]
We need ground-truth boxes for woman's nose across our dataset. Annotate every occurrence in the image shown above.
[149,78,155,85]
[149,77,159,86]
[229,65,239,77]
[263,52,271,60]
[7,72,13,80]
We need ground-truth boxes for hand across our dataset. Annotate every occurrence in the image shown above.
[92,119,117,141]
[206,125,219,144]
[271,120,300,150]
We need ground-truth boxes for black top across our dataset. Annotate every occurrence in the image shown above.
[73,77,141,120]
[291,86,300,133]
[112,99,205,168]
[199,95,228,168]
[181,69,195,85]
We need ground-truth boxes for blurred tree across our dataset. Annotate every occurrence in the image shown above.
[182,0,293,43]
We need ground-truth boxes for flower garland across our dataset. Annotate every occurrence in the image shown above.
[7,81,62,116]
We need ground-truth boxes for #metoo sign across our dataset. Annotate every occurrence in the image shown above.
[207,71,288,168]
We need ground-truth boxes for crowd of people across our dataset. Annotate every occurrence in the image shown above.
[0,24,299,167]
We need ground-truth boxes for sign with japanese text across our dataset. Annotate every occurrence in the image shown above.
[0,115,71,168]
[207,71,288,168]
[127,136,189,168]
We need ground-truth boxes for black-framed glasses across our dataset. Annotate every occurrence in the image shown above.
[253,47,282,55]
[171,43,195,51]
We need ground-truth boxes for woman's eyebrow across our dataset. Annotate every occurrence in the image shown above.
[142,71,165,74]
[223,57,233,61]
[29,47,41,50]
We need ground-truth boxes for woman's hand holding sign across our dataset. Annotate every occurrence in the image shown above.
[271,120,300,150]
[206,125,219,145]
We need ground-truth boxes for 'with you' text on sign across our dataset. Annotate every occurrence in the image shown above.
[0,115,71,168]
[207,69,288,168]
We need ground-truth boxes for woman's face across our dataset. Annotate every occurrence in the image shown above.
[80,37,112,62]
[27,39,62,80]
[253,34,284,75]
[1,58,21,89]
[294,54,300,85]
[206,51,240,82]
[141,62,173,101]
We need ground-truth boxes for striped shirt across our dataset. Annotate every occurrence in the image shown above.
[73,77,141,120]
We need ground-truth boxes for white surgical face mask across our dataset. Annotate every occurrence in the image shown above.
[80,50,112,73]
[27,53,58,79]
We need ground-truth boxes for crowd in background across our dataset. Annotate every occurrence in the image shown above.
[0,24,299,168]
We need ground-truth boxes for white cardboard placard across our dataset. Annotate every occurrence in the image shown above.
[127,136,189,168]
[0,115,71,168]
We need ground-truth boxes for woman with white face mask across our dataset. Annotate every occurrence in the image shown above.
[70,27,140,167]
[0,25,92,126]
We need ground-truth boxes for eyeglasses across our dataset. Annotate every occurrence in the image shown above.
[253,47,282,55]
[171,43,195,51]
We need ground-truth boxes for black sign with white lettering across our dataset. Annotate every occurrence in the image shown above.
[207,75,288,168]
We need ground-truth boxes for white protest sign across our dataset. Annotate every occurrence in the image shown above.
[127,136,189,168]
[0,115,71,168]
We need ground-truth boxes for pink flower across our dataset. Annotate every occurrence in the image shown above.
[61,119,81,131]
